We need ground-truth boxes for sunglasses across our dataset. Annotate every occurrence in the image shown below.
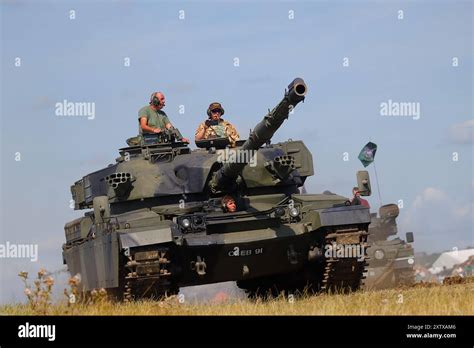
[211,109,222,113]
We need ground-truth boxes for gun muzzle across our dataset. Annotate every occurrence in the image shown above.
[287,78,307,104]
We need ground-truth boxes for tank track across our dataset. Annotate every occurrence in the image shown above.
[321,226,369,293]
[122,246,178,302]
[237,225,369,298]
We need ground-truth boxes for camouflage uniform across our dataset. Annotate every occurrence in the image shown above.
[195,119,240,146]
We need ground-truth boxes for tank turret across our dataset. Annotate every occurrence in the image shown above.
[210,78,307,193]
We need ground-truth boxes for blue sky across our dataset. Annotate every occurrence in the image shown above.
[1,0,472,303]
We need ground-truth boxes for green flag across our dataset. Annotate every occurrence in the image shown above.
[358,142,377,167]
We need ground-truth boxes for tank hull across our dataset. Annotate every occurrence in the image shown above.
[63,197,371,299]
[364,238,415,289]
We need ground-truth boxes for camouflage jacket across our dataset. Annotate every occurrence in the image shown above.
[195,119,240,146]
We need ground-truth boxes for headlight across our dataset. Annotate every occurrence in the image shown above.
[289,207,299,218]
[374,249,385,260]
[274,207,285,217]
[181,218,191,229]
[194,216,204,226]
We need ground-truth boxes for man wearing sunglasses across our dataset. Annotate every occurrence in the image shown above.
[195,102,240,146]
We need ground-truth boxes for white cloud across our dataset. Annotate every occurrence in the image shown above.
[399,187,473,252]
[412,187,447,209]
[449,119,474,144]
[452,203,473,218]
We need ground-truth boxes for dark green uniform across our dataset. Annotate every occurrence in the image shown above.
[138,105,170,134]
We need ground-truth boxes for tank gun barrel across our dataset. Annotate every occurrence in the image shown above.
[210,78,307,192]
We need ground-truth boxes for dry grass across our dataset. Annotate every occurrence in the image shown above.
[2,282,473,316]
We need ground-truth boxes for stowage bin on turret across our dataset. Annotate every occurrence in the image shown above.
[63,78,372,301]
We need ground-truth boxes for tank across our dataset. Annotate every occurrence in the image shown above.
[62,78,372,300]
[364,204,415,289]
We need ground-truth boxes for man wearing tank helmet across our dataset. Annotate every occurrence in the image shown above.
[138,92,189,142]
[221,195,237,213]
[195,102,240,146]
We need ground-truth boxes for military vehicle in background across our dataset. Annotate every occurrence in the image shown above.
[364,204,415,289]
[62,78,373,301]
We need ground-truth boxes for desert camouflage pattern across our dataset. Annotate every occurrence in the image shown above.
[195,119,240,146]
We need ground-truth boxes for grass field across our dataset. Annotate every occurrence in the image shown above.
[2,282,473,316]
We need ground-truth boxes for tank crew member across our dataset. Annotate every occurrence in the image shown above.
[351,187,370,208]
[195,102,240,146]
[138,92,189,142]
[221,195,237,213]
